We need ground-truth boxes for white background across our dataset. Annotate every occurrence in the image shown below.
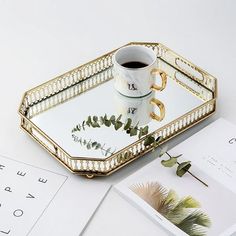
[0,0,236,235]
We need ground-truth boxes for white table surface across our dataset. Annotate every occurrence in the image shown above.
[0,0,236,235]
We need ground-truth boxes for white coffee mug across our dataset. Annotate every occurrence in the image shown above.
[114,91,165,126]
[113,45,167,97]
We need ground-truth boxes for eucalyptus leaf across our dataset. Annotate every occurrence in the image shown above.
[86,143,91,149]
[86,116,92,126]
[82,121,86,130]
[99,116,105,125]
[144,136,155,146]
[130,127,138,136]
[161,157,178,167]
[95,143,101,149]
[93,116,98,122]
[104,119,111,127]
[114,121,123,130]
[176,161,191,177]
[110,115,116,120]
[124,118,132,130]
[91,122,100,128]
[142,126,149,135]
[73,126,78,132]
[91,142,97,147]
[110,115,116,125]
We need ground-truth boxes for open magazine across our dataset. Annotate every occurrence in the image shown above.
[115,118,236,236]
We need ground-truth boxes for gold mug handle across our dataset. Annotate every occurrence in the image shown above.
[150,68,167,91]
[149,98,165,122]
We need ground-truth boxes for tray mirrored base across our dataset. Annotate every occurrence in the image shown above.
[31,59,213,160]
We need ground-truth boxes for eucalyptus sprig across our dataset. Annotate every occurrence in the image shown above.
[72,114,151,140]
[72,134,115,156]
[72,114,208,187]
[160,149,208,187]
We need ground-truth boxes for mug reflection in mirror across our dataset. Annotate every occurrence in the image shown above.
[114,91,165,126]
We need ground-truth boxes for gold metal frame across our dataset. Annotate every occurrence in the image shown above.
[18,42,217,178]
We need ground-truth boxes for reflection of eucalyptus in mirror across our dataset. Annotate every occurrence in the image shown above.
[130,182,211,236]
[71,134,116,157]
[113,91,165,126]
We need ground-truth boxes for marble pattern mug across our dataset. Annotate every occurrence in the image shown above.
[113,45,167,97]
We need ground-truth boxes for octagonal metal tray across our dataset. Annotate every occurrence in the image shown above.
[18,42,217,178]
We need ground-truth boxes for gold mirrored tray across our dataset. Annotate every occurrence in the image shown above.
[18,42,217,178]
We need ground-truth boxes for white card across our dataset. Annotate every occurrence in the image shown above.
[0,155,110,236]
[115,118,236,236]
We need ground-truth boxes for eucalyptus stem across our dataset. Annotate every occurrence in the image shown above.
[165,152,208,187]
